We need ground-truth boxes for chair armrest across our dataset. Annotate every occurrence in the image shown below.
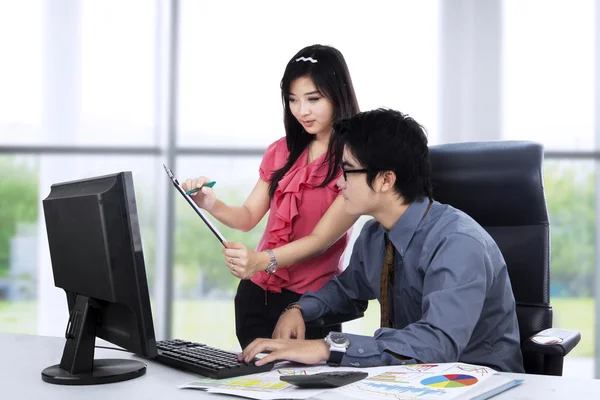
[305,312,364,327]
[522,328,581,356]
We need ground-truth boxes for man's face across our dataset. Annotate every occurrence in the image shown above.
[337,146,378,216]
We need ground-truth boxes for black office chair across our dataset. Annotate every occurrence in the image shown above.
[430,140,580,376]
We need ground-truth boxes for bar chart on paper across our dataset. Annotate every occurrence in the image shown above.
[334,363,514,400]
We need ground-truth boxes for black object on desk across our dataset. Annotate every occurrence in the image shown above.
[280,371,368,388]
[41,172,157,385]
[155,339,273,379]
[41,171,272,385]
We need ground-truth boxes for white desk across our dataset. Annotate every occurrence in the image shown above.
[2,333,599,400]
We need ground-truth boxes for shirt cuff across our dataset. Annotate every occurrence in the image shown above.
[340,333,418,368]
[297,296,327,322]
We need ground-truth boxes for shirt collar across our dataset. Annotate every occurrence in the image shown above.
[384,197,431,257]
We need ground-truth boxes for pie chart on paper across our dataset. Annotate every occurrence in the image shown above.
[420,374,478,388]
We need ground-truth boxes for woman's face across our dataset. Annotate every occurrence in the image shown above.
[288,76,335,137]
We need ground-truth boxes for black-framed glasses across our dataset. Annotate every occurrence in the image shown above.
[341,167,369,181]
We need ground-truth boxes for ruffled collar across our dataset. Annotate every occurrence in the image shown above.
[252,148,336,292]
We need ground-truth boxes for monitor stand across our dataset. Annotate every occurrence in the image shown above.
[41,295,146,385]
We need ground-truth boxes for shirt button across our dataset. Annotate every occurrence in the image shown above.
[358,348,364,354]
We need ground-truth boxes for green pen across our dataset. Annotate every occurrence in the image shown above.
[186,181,216,195]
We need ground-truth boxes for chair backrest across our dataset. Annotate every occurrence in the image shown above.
[429,141,552,348]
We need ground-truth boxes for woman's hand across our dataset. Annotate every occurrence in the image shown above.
[223,242,270,280]
[182,176,217,211]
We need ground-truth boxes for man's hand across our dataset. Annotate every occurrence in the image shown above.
[272,308,305,339]
[239,338,330,366]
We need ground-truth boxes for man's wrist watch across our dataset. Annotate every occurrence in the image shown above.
[324,332,350,366]
[264,249,279,274]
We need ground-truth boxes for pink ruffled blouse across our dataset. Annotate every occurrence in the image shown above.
[251,137,350,294]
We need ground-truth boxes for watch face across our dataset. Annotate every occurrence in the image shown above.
[329,332,349,346]
[266,262,278,274]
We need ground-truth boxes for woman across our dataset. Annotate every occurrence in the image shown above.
[183,44,360,348]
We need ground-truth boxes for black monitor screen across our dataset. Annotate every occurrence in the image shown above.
[41,171,157,385]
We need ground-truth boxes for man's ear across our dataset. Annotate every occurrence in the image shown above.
[379,170,396,193]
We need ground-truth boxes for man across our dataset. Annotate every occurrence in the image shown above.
[239,108,524,373]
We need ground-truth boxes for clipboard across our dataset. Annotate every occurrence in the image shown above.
[163,164,227,246]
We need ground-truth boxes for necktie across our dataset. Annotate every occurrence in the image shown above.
[380,236,395,328]
[379,200,433,329]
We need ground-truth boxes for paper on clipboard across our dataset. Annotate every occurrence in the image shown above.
[163,164,227,245]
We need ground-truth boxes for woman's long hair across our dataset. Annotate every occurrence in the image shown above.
[268,44,360,199]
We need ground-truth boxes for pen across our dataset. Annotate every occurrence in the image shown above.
[186,181,216,195]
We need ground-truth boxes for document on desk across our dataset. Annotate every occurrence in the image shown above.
[333,362,522,400]
[180,362,521,400]
[179,363,392,399]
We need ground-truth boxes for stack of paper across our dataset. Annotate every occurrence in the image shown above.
[180,364,391,399]
[333,363,522,400]
[180,362,523,400]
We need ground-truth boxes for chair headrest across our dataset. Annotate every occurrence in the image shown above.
[430,141,548,226]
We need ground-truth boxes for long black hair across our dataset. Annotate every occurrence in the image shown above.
[268,44,360,199]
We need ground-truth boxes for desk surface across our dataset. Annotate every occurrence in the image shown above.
[1,333,599,400]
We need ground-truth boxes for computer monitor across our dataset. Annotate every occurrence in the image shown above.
[41,171,157,385]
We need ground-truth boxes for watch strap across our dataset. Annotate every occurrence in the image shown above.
[264,249,278,274]
[324,333,348,367]
[327,348,345,366]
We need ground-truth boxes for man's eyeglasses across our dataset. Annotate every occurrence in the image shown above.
[341,167,369,181]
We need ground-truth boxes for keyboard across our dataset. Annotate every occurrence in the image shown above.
[154,339,274,379]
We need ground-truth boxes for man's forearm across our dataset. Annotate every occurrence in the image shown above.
[337,333,416,368]
[296,295,331,322]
